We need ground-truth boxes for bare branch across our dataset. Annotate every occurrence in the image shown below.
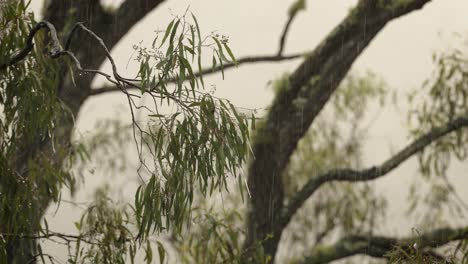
[277,9,301,56]
[298,226,468,264]
[283,116,468,229]
[89,52,303,96]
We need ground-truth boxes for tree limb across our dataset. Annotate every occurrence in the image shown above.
[44,0,165,70]
[278,15,296,56]
[0,21,63,71]
[111,0,166,48]
[298,226,468,264]
[283,116,468,229]
[89,52,303,95]
[277,2,303,56]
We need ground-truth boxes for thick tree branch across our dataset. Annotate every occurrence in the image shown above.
[0,22,60,71]
[44,0,165,70]
[244,0,433,260]
[299,226,468,264]
[111,0,166,48]
[89,52,303,95]
[0,20,136,96]
[283,116,468,229]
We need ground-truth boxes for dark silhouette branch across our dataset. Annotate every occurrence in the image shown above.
[283,116,468,229]
[298,226,468,264]
[0,20,123,90]
[277,8,301,56]
[112,0,166,48]
[278,15,296,56]
[0,21,63,71]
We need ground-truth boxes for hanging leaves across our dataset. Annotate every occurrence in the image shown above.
[129,14,249,241]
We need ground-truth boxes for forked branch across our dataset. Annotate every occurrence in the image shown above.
[283,116,468,228]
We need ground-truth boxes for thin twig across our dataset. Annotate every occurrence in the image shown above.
[90,53,304,96]
[278,13,298,56]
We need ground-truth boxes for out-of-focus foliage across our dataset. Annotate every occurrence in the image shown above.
[285,72,387,194]
[172,183,274,264]
[66,187,138,264]
[175,198,245,263]
[406,41,468,231]
[409,46,468,178]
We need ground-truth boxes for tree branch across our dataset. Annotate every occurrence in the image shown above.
[298,226,468,264]
[44,0,165,70]
[1,231,100,246]
[278,2,303,56]
[89,52,303,96]
[0,21,63,71]
[283,116,468,229]
[110,0,166,48]
[278,15,296,56]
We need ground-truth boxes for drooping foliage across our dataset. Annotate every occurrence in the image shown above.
[0,2,250,263]
[0,2,75,261]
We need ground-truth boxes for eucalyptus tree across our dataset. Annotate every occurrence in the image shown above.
[1,0,468,264]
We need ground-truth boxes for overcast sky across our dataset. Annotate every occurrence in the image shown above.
[30,0,468,262]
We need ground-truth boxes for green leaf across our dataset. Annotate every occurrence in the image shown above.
[169,19,181,48]
[184,45,194,55]
[214,49,224,79]
[223,42,237,64]
[148,114,165,118]
[212,36,230,63]
[145,239,153,264]
[212,54,217,72]
[178,55,195,86]
[157,241,166,264]
[192,13,204,87]
[159,19,175,48]
[152,34,159,48]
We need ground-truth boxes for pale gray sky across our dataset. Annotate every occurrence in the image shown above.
[30,0,468,262]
